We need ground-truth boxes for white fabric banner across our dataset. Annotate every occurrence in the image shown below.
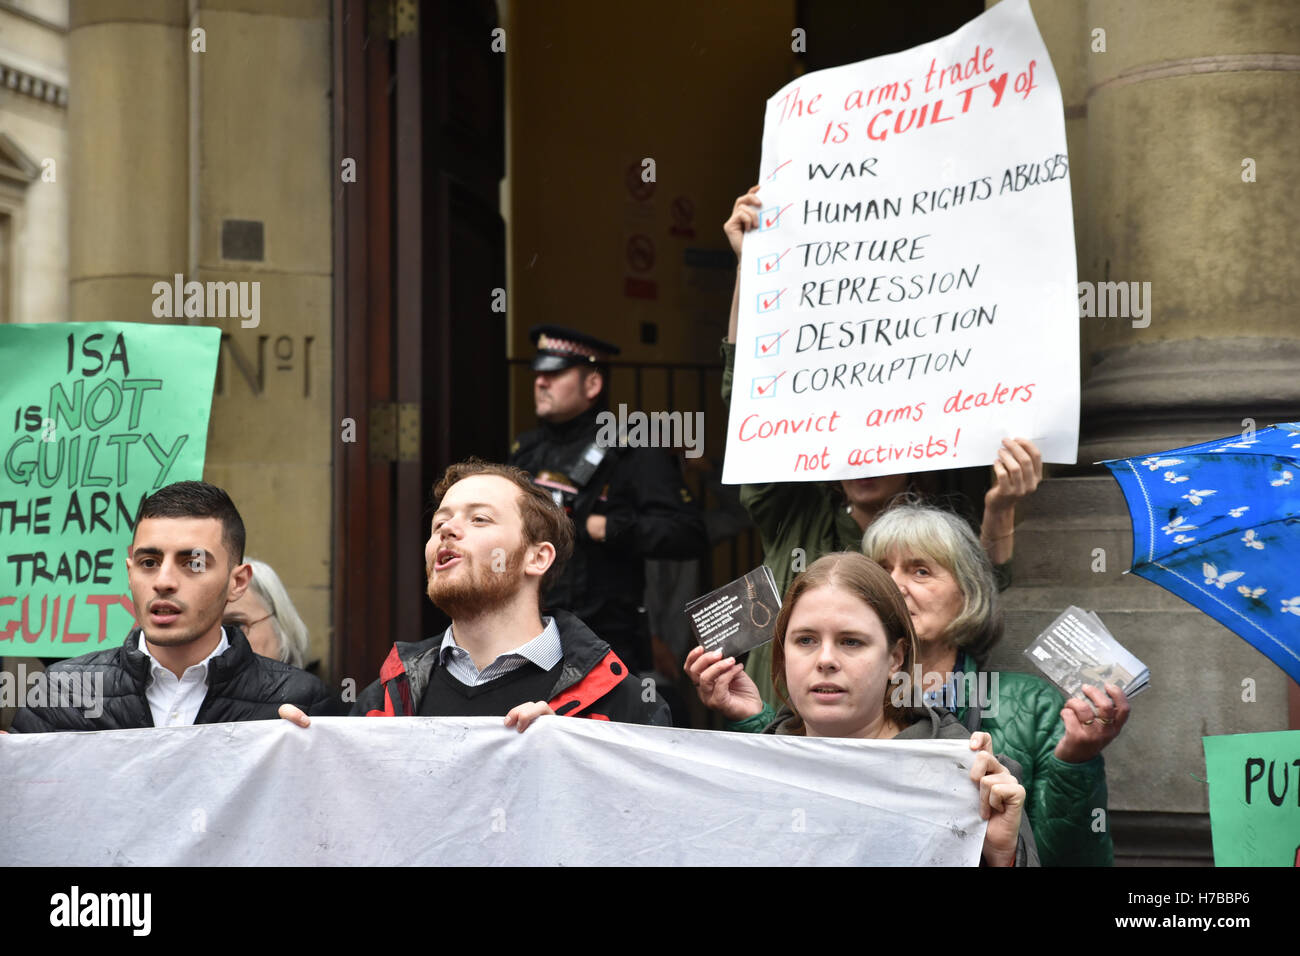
[1,717,987,866]
[725,0,1079,483]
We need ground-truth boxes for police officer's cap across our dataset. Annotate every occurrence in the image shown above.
[529,325,621,373]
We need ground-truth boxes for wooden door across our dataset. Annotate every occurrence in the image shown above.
[332,0,506,685]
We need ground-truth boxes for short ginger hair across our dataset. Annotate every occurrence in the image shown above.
[432,458,574,592]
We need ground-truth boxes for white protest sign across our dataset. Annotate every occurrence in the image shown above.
[0,717,987,866]
[724,0,1078,484]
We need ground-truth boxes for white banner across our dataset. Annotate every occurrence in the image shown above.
[725,0,1078,483]
[1,717,987,866]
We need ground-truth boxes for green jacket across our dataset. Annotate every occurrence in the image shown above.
[954,654,1113,867]
[731,653,1114,867]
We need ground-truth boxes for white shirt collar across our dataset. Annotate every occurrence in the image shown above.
[438,616,563,671]
[140,626,231,680]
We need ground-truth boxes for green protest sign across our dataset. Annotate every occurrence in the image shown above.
[1203,730,1300,866]
[0,322,220,657]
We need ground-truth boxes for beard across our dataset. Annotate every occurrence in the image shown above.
[426,543,527,620]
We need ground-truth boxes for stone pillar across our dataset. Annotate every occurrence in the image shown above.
[67,0,189,324]
[1078,0,1300,460]
[188,0,334,676]
[64,0,334,677]
[986,0,1300,863]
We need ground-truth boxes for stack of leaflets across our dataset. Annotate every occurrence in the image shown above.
[1024,606,1149,700]
[685,566,782,660]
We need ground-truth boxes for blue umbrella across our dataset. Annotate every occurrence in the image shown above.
[1102,423,1300,684]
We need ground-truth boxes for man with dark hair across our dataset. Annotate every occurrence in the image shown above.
[280,459,669,729]
[508,324,708,672]
[9,481,333,732]
[134,478,248,573]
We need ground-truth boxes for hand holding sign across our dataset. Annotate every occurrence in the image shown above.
[985,437,1043,514]
[723,0,1078,485]
[724,184,762,261]
[980,436,1043,564]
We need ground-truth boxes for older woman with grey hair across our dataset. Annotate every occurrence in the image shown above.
[223,558,311,669]
[861,500,1129,866]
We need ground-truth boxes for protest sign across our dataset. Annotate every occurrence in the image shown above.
[0,717,989,866]
[724,0,1078,483]
[0,322,220,657]
[1203,730,1300,866]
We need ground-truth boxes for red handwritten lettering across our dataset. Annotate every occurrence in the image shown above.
[942,382,1035,414]
[0,593,134,645]
[845,432,956,466]
[739,410,842,442]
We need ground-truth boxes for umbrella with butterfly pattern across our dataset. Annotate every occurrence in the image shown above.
[1101,423,1300,684]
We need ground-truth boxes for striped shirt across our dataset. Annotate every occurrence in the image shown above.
[438,617,563,686]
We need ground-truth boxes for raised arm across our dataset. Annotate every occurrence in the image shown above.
[724,185,762,345]
[980,437,1043,566]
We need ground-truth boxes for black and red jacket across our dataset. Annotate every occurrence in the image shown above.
[351,609,671,725]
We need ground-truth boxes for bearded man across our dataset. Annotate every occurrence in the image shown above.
[280,459,670,730]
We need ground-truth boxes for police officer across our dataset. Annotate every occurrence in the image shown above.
[509,325,708,672]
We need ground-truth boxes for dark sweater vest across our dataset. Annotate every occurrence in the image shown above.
[417,659,563,716]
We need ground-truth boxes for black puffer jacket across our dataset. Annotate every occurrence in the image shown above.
[9,627,336,733]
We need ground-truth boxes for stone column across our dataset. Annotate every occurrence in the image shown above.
[67,0,189,324]
[1078,0,1300,461]
[188,0,334,676]
[987,0,1300,863]
[64,0,334,676]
